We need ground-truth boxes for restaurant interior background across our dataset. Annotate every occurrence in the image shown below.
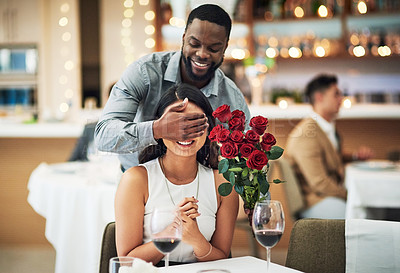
[1,0,399,271]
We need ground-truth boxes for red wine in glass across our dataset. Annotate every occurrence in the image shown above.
[153,237,181,253]
[252,200,285,273]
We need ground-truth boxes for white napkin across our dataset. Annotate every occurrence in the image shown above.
[131,258,158,273]
[345,219,400,273]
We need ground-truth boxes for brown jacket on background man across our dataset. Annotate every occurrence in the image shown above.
[286,117,347,209]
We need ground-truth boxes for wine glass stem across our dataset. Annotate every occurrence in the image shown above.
[165,253,170,269]
[266,247,271,273]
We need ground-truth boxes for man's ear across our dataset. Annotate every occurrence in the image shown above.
[314,91,323,103]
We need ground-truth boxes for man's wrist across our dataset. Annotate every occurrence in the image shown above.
[152,120,160,140]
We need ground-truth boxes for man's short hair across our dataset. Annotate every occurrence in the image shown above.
[305,74,338,104]
[185,4,232,41]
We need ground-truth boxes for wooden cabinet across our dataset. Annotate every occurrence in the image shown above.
[0,0,40,44]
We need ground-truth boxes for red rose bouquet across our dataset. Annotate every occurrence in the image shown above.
[210,105,284,215]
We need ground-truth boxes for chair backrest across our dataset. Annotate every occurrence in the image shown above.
[99,222,117,273]
[276,158,305,220]
[286,219,345,273]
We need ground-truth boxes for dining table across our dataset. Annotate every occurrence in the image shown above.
[159,256,303,273]
[27,157,122,273]
[345,160,400,219]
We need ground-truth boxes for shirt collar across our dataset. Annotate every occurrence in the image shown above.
[164,51,182,83]
[165,51,219,97]
[311,111,335,134]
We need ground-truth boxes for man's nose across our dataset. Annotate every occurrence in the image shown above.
[196,47,210,59]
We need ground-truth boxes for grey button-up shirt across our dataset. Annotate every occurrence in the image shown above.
[95,51,250,170]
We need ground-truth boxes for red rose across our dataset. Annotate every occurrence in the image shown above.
[250,116,268,135]
[213,105,232,123]
[216,128,230,143]
[220,141,238,159]
[261,133,276,151]
[232,110,246,122]
[228,116,245,131]
[240,143,255,158]
[246,150,269,170]
[245,130,260,144]
[230,130,244,143]
[209,124,224,142]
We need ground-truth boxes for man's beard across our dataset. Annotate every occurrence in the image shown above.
[181,50,223,82]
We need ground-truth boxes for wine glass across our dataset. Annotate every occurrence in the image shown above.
[150,207,182,270]
[252,200,285,272]
[109,256,134,273]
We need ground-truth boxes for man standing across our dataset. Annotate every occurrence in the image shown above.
[285,74,372,219]
[95,4,250,171]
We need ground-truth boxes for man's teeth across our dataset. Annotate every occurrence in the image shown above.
[178,141,194,145]
[194,61,208,67]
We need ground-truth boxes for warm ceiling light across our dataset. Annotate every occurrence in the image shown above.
[59,102,69,113]
[124,0,133,8]
[144,25,155,35]
[266,47,278,58]
[145,38,155,48]
[294,6,304,18]
[350,34,359,45]
[357,1,367,14]
[353,45,366,57]
[64,89,73,99]
[124,9,134,18]
[139,0,149,5]
[231,48,246,60]
[315,46,326,57]
[64,60,74,71]
[318,5,328,17]
[280,48,289,58]
[145,11,155,21]
[59,17,68,27]
[122,18,132,28]
[62,32,71,42]
[289,47,302,58]
[378,45,391,57]
[60,3,70,13]
[268,36,279,48]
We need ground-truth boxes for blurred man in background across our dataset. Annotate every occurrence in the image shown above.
[286,74,373,219]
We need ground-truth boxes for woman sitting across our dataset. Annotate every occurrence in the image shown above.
[114,83,239,265]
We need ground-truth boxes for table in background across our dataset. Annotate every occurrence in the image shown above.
[27,159,121,273]
[160,256,303,273]
[345,161,400,219]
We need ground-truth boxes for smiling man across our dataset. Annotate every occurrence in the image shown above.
[95,4,250,171]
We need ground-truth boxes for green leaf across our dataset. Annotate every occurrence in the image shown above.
[234,184,244,195]
[268,146,284,160]
[218,183,233,196]
[223,171,231,181]
[273,179,286,184]
[258,174,270,195]
[229,172,236,185]
[241,167,249,178]
[229,167,243,172]
[218,158,229,173]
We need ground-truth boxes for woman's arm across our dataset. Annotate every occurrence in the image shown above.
[114,166,164,264]
[183,170,239,261]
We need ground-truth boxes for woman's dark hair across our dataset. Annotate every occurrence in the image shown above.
[185,4,232,41]
[139,83,218,169]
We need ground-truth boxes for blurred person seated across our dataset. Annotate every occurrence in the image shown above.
[114,83,238,265]
[285,74,373,219]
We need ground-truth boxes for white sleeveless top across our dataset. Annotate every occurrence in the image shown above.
[140,158,218,263]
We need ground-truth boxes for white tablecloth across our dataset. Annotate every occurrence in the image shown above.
[345,219,400,273]
[345,161,400,219]
[27,160,121,273]
[159,256,304,273]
